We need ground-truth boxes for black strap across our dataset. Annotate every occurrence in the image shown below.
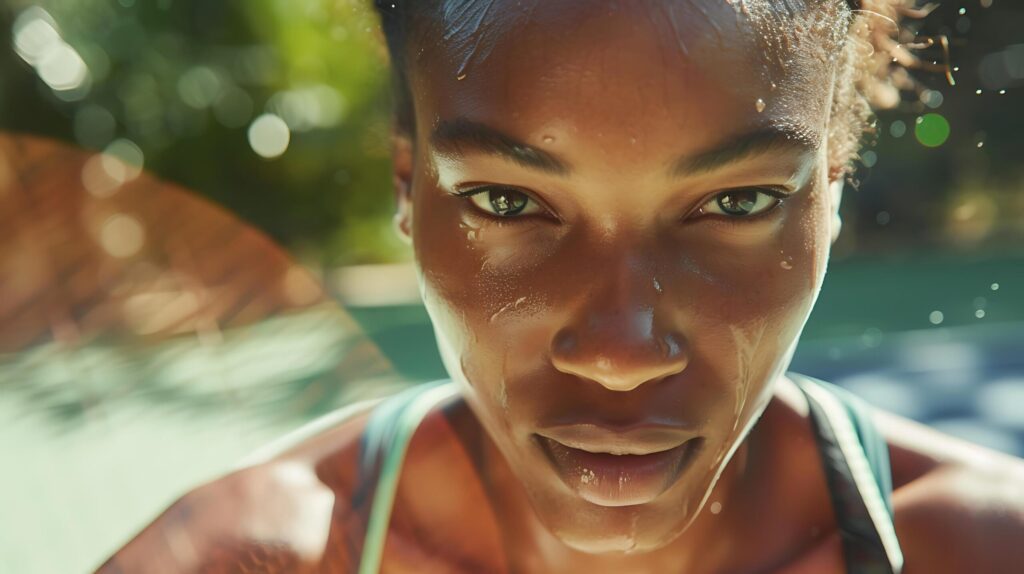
[798,377,900,574]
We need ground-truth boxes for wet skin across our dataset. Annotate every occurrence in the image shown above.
[97,2,1024,573]
[403,0,837,556]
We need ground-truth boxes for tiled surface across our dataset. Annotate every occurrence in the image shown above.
[793,323,1024,457]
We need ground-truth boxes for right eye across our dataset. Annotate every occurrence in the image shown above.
[462,186,545,218]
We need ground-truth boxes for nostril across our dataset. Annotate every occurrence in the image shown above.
[552,329,578,357]
[661,332,683,360]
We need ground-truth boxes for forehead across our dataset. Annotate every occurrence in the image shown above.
[409,0,845,158]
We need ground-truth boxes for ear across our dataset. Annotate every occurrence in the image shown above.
[828,178,844,244]
[391,132,414,244]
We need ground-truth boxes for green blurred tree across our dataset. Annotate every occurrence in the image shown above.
[0,0,403,266]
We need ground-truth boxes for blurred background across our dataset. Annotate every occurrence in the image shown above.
[0,0,1022,572]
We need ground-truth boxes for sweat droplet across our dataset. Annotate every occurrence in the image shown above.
[653,278,663,293]
[542,135,555,144]
[710,502,723,515]
[780,260,793,270]
[755,98,766,113]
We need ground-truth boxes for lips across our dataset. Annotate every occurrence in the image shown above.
[535,424,703,507]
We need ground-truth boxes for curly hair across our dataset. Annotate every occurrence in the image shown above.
[830,0,933,181]
[373,0,923,182]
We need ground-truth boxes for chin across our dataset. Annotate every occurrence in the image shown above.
[552,520,683,556]
[534,491,696,556]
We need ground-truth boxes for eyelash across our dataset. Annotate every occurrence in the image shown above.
[453,185,790,223]
[454,185,554,221]
[693,186,790,223]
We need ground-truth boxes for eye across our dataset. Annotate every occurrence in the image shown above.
[698,188,785,219]
[461,186,545,218]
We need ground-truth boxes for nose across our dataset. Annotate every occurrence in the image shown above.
[549,275,689,392]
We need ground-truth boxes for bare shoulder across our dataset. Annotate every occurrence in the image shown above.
[94,400,381,574]
[872,408,1024,573]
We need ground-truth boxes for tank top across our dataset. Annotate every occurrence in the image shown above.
[349,374,905,574]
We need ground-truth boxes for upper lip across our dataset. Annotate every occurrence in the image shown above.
[536,423,698,456]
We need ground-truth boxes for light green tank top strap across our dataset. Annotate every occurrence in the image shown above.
[356,381,460,574]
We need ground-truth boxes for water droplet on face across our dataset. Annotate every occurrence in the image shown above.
[710,501,723,515]
[653,278,663,293]
[542,135,555,144]
[780,260,793,270]
[755,98,766,113]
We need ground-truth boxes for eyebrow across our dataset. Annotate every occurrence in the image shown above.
[430,118,570,176]
[430,118,817,179]
[669,127,818,178]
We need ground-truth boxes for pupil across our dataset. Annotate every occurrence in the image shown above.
[489,190,527,216]
[717,190,758,215]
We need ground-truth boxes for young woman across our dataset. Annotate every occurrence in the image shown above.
[98,1,1024,572]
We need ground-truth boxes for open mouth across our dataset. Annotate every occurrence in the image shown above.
[535,434,705,507]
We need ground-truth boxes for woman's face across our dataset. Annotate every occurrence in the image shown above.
[399,0,846,554]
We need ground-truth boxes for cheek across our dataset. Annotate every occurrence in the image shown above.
[411,183,552,400]
[671,182,832,401]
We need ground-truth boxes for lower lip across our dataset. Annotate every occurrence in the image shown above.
[537,436,702,507]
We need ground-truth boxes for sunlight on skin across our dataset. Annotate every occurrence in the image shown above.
[398,1,848,564]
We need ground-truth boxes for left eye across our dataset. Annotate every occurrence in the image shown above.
[698,188,784,218]
[465,187,545,218]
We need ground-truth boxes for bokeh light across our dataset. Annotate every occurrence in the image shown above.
[248,113,291,159]
[99,213,146,258]
[915,113,950,148]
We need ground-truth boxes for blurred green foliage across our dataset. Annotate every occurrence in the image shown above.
[1,0,402,266]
